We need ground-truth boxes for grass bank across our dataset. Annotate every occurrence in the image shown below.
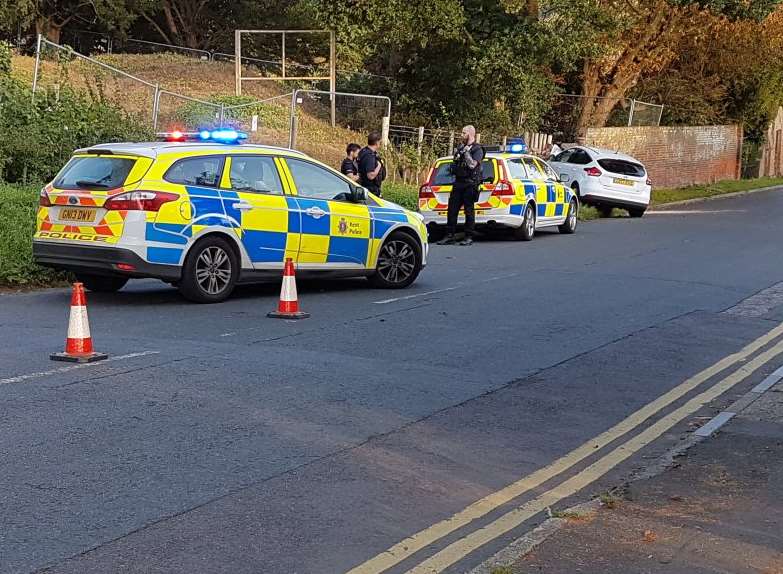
[652,177,783,205]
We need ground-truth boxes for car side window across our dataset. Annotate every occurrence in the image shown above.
[523,157,546,179]
[569,150,592,165]
[164,156,223,187]
[286,158,353,201]
[229,155,283,195]
[554,150,573,163]
[505,159,528,180]
[537,160,559,182]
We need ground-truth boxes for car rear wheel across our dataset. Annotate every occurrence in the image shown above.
[76,274,128,293]
[558,199,578,234]
[628,206,647,218]
[369,232,422,289]
[179,236,239,303]
[513,203,536,241]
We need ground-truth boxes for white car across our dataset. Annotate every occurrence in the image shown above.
[549,146,651,217]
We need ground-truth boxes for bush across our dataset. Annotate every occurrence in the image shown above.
[173,94,290,131]
[0,77,152,184]
[0,184,71,286]
[381,182,418,211]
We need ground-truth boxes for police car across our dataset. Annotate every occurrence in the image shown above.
[418,147,578,241]
[33,130,428,303]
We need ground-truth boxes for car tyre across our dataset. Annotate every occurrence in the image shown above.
[179,236,239,303]
[558,199,578,234]
[513,203,536,241]
[368,231,422,289]
[76,274,128,293]
[628,206,647,218]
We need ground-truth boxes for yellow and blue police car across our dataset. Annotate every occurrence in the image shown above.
[33,130,428,303]
[418,148,578,241]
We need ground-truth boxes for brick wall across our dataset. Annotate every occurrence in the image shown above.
[584,125,742,188]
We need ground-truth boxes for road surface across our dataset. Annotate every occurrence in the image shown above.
[2,189,783,574]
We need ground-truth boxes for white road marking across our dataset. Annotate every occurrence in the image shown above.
[374,287,459,304]
[373,274,520,305]
[0,351,160,386]
[648,209,745,215]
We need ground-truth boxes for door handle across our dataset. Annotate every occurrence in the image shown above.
[234,202,253,211]
[305,206,326,219]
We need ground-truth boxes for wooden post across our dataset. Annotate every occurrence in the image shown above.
[417,126,425,158]
[329,30,336,128]
[234,30,242,96]
[281,31,286,79]
[448,131,455,154]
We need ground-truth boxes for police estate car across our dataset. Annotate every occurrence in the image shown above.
[418,150,578,241]
[33,131,428,303]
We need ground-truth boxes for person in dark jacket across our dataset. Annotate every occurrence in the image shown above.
[341,143,361,182]
[357,132,386,197]
[438,125,485,246]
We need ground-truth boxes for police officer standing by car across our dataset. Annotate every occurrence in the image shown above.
[358,132,386,197]
[438,125,485,246]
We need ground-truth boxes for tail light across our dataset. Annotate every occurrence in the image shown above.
[39,188,52,207]
[419,185,435,199]
[104,191,178,212]
[584,167,602,177]
[491,181,515,196]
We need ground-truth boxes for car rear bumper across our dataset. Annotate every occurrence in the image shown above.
[33,240,181,281]
[421,212,522,228]
[580,180,651,208]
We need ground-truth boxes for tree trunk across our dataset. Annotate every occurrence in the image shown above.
[36,17,62,44]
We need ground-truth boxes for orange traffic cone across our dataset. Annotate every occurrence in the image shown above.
[50,283,109,363]
[268,258,310,319]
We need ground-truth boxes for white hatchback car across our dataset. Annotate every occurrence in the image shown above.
[549,146,651,217]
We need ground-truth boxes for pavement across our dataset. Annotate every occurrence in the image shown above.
[508,379,783,574]
[2,187,783,574]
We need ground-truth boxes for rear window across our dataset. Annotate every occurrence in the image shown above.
[597,159,645,177]
[54,156,136,190]
[431,160,495,185]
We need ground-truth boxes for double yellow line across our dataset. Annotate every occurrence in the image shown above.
[347,320,783,574]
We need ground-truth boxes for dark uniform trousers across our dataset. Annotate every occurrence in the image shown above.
[447,180,479,237]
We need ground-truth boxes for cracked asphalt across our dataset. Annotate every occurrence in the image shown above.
[2,188,783,574]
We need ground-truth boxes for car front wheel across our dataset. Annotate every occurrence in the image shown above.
[179,236,239,303]
[558,199,578,234]
[369,232,422,289]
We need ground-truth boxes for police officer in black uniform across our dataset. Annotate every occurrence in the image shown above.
[438,125,485,246]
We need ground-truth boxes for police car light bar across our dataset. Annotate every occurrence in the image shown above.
[156,130,248,144]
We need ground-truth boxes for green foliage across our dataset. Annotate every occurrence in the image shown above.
[0,77,152,184]
[174,94,289,130]
[0,41,11,79]
[0,184,71,286]
[380,182,419,211]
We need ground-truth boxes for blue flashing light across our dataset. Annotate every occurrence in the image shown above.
[199,130,211,140]
[509,143,524,153]
[157,129,249,144]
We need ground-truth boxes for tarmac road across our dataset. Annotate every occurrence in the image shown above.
[2,188,783,574]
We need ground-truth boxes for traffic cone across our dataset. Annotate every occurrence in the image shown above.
[268,258,310,320]
[50,283,108,363]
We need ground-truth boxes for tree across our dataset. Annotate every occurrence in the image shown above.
[0,0,135,43]
[548,0,783,135]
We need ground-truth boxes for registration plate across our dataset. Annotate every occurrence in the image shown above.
[613,177,635,187]
[60,208,96,222]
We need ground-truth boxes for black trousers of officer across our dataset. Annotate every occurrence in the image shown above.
[447,180,479,237]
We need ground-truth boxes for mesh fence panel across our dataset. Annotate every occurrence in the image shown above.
[35,39,157,128]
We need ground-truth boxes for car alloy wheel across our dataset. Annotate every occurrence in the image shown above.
[377,239,416,285]
[195,245,232,295]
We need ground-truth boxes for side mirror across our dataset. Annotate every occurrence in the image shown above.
[559,174,571,183]
[351,185,369,202]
